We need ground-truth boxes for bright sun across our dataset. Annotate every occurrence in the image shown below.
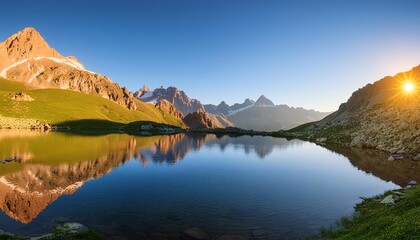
[403,82,414,93]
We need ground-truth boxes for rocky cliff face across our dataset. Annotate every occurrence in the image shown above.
[0,27,137,110]
[155,99,184,119]
[302,65,420,158]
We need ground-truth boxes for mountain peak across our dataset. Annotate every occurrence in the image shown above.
[141,85,151,92]
[19,27,40,36]
[0,27,62,71]
[218,101,228,106]
[255,95,275,106]
[244,98,254,105]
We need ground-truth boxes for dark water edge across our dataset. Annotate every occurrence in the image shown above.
[0,131,418,240]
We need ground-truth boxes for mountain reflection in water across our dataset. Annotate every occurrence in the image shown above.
[0,130,418,237]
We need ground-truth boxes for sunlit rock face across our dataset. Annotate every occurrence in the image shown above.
[315,65,420,157]
[0,27,137,110]
[155,99,185,119]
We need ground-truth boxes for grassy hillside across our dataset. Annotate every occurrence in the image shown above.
[0,78,184,128]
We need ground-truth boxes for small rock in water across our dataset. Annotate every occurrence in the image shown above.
[408,180,417,185]
[56,222,89,235]
[388,155,395,161]
[181,227,209,240]
[414,153,420,161]
[380,195,397,206]
[216,235,248,240]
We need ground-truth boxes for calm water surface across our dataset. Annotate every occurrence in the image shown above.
[0,131,419,239]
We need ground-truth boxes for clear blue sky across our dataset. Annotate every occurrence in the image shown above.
[1,0,420,111]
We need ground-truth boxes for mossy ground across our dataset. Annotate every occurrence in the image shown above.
[308,185,420,239]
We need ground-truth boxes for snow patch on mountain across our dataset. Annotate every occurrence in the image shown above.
[227,103,255,116]
[0,57,95,78]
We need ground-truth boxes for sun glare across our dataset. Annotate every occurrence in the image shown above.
[403,82,414,93]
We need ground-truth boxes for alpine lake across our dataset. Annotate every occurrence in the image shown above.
[0,131,419,239]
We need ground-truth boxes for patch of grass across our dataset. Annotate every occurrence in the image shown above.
[308,186,420,239]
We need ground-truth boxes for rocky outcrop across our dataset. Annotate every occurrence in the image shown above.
[155,99,184,119]
[183,111,218,129]
[0,27,137,110]
[11,92,34,101]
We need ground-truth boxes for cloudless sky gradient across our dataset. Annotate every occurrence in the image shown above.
[1,0,420,111]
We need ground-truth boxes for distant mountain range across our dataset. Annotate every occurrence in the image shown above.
[205,95,330,131]
[136,86,330,131]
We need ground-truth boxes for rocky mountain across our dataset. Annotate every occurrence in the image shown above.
[205,95,330,131]
[135,85,205,114]
[0,27,137,110]
[292,65,420,158]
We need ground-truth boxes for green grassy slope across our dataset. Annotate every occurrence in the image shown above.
[0,77,184,127]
